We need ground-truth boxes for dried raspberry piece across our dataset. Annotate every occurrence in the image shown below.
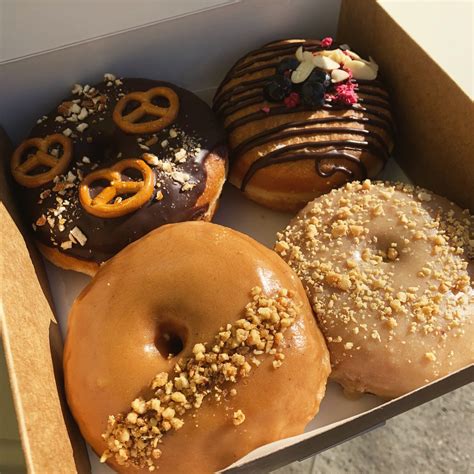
[321,37,333,48]
[284,92,300,108]
[334,82,358,105]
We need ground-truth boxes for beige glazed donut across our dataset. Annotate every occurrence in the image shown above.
[275,180,473,398]
[64,221,330,473]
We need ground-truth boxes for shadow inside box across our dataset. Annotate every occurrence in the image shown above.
[304,381,382,432]
[49,320,92,473]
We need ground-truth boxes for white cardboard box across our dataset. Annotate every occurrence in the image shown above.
[0,1,472,473]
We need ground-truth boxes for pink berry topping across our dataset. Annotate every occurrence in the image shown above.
[284,92,300,108]
[334,82,358,105]
[321,37,333,48]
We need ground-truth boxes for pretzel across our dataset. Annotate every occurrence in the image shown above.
[79,159,155,218]
[11,134,73,188]
[112,87,179,134]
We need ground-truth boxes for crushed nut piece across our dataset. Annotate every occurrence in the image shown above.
[232,410,245,426]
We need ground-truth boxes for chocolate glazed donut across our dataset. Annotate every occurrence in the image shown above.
[213,39,394,211]
[10,77,227,275]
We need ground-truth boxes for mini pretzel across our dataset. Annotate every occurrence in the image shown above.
[113,87,179,134]
[79,159,155,218]
[11,134,72,188]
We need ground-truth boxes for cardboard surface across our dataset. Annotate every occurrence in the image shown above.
[1,0,236,63]
[337,0,474,211]
[0,128,90,473]
[0,0,473,473]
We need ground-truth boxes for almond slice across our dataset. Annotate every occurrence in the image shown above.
[331,69,350,83]
[295,46,304,62]
[345,50,362,60]
[302,50,314,62]
[320,48,348,65]
[312,55,340,71]
[291,60,315,84]
[346,59,378,80]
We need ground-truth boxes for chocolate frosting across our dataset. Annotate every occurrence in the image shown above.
[12,78,226,264]
[212,39,393,189]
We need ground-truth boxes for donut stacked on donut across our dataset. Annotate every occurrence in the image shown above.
[213,38,394,211]
[10,75,227,275]
[275,180,473,398]
[64,221,330,473]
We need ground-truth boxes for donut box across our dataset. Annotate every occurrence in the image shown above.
[0,0,472,473]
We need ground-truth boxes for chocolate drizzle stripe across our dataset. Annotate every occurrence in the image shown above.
[358,97,392,109]
[213,78,267,111]
[217,95,264,118]
[224,103,394,135]
[241,145,370,190]
[217,88,392,125]
[214,91,262,116]
[215,80,390,116]
[232,44,322,76]
[229,63,279,83]
[213,39,321,101]
[232,119,391,160]
[214,67,391,119]
[355,86,389,100]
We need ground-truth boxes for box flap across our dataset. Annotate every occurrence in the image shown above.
[0,127,90,473]
[337,0,473,211]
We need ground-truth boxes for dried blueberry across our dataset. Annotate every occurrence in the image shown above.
[276,57,300,74]
[301,81,326,106]
[263,75,292,102]
[308,68,331,87]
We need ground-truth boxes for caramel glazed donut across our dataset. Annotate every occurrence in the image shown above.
[64,222,331,473]
[275,180,474,399]
[213,38,394,212]
[10,75,227,275]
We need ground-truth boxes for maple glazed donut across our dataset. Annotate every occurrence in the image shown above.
[10,75,227,275]
[213,38,394,211]
[64,221,330,473]
[275,180,474,398]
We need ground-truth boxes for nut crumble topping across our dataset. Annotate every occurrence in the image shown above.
[100,287,298,470]
[275,180,473,369]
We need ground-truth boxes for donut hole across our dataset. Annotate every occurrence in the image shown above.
[371,235,404,262]
[155,321,187,359]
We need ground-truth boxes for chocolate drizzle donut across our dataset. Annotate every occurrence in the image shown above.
[213,39,394,211]
[10,77,227,274]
